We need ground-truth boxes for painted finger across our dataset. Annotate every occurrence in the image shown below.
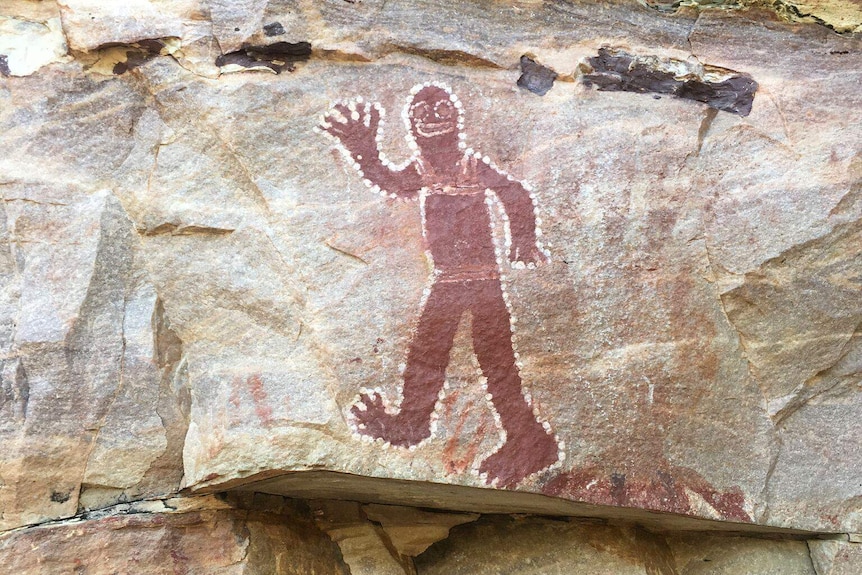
[330,108,349,124]
[366,393,384,408]
[334,102,355,118]
[367,102,383,127]
[320,122,346,138]
[318,114,337,132]
[362,102,373,128]
[346,100,361,121]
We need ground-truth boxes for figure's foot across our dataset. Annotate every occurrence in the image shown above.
[479,427,559,489]
[350,391,433,447]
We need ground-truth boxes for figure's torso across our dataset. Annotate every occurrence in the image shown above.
[419,155,499,280]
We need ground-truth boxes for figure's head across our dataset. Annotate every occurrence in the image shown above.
[408,85,462,142]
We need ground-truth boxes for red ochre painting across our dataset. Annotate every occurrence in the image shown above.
[317,84,753,520]
[319,83,562,488]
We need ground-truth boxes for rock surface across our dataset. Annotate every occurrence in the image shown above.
[416,515,824,575]
[0,2,860,572]
[809,538,862,575]
[0,495,350,574]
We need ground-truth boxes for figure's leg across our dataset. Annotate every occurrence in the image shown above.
[471,280,558,487]
[351,281,464,446]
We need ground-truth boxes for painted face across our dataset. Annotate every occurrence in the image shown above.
[410,88,459,139]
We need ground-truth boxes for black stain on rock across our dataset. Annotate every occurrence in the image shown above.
[112,61,132,75]
[50,490,71,503]
[517,55,558,96]
[215,41,312,74]
[263,22,286,36]
[0,55,10,77]
[581,47,758,116]
[215,52,282,74]
[108,39,175,75]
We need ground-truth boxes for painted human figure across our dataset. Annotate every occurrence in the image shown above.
[319,83,561,488]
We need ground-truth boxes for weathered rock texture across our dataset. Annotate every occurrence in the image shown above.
[417,515,819,575]
[0,0,860,572]
[0,495,350,574]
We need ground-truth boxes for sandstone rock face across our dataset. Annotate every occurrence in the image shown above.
[0,495,350,574]
[416,516,823,575]
[0,1,860,571]
[809,538,862,575]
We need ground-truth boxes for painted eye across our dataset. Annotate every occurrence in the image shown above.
[414,103,432,120]
[433,101,455,119]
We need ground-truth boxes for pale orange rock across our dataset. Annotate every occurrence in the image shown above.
[0,498,349,575]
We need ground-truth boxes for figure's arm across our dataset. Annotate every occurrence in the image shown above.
[477,158,549,267]
[318,99,422,199]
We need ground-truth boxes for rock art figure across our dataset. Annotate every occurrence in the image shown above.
[319,83,562,488]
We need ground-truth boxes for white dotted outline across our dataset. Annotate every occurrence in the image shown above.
[482,192,566,481]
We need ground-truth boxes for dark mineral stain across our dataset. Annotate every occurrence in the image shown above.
[264,22,286,36]
[215,41,312,74]
[0,55,10,77]
[517,55,558,96]
[581,47,758,116]
[139,222,235,236]
[136,39,170,53]
[15,360,29,419]
[50,490,71,503]
[109,39,173,75]
[385,45,502,68]
[248,41,312,58]
[215,52,281,73]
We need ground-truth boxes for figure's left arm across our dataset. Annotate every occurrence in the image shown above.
[477,160,549,268]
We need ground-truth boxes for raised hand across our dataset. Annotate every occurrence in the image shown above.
[319,98,382,155]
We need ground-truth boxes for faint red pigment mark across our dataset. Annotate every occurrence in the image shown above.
[228,375,273,426]
[229,378,242,408]
[319,83,560,488]
[205,429,224,459]
[543,465,752,523]
[245,374,273,424]
[441,387,459,421]
[170,547,191,575]
[447,418,488,476]
[441,392,488,475]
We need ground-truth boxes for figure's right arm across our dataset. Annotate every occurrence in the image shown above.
[318,99,422,199]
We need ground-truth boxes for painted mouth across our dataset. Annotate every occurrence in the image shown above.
[414,121,456,138]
